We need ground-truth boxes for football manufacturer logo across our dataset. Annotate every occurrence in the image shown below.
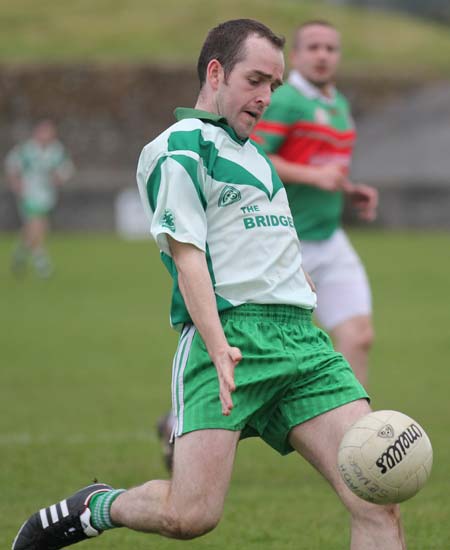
[378,424,394,439]
[218,185,241,207]
[375,423,423,474]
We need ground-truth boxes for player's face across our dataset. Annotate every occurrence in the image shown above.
[215,35,284,139]
[291,25,340,88]
[34,121,56,146]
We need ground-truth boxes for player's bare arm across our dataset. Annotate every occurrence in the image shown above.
[167,236,242,416]
[6,170,24,195]
[268,154,347,191]
[269,150,377,219]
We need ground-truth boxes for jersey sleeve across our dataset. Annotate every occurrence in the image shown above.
[141,151,208,256]
[251,88,296,154]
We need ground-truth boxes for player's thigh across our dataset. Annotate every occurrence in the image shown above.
[289,399,371,503]
[302,231,372,330]
[170,428,240,520]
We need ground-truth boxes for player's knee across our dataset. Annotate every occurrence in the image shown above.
[350,321,374,352]
[163,507,221,540]
[363,323,375,350]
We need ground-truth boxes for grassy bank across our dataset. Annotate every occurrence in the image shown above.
[0,0,449,76]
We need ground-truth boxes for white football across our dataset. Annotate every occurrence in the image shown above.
[338,410,433,504]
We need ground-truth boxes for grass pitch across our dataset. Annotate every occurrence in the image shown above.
[1,231,449,549]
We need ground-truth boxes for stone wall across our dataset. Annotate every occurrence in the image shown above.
[0,64,199,175]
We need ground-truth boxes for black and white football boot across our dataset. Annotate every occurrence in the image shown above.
[12,483,113,550]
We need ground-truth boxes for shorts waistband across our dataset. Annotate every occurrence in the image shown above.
[220,304,312,323]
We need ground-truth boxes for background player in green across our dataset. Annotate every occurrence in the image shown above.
[12,19,405,550]
[4,119,74,278]
[252,21,378,388]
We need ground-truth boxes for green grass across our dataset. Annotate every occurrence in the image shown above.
[1,231,449,549]
[0,0,449,76]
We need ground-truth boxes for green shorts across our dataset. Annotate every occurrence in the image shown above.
[172,304,369,455]
[19,199,53,220]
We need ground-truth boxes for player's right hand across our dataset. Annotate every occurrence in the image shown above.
[313,164,347,191]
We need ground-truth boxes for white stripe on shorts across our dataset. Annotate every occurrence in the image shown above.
[171,324,191,424]
[172,324,196,436]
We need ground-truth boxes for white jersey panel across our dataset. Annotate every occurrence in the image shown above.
[206,179,312,307]
[136,118,206,227]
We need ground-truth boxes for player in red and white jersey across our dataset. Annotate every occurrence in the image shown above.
[252,20,378,388]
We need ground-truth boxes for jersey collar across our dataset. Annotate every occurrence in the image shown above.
[174,107,226,123]
[288,70,337,105]
[174,107,248,145]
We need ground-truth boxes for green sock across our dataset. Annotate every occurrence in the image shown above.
[89,489,126,531]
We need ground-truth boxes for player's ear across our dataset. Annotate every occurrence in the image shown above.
[206,59,224,91]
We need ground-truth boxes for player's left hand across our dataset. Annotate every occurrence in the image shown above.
[344,182,378,222]
[211,346,242,416]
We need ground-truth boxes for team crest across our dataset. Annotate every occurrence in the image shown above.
[160,208,176,232]
[314,107,330,125]
[377,424,394,439]
[218,185,241,207]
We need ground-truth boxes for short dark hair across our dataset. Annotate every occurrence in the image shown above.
[197,19,285,88]
[293,20,337,49]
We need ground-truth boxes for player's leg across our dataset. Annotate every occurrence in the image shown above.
[302,229,373,388]
[111,428,240,538]
[23,214,47,249]
[289,400,406,550]
[12,428,239,548]
[25,215,53,277]
[11,203,32,276]
[156,411,176,472]
[331,314,374,388]
[11,228,29,276]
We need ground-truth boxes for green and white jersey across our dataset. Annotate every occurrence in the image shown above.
[137,108,316,328]
[5,139,73,210]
